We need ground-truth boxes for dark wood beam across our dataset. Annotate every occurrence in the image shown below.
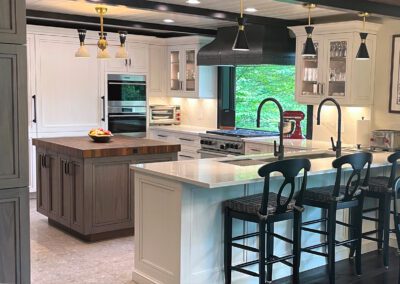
[26,10,217,38]
[282,0,400,18]
[86,0,302,26]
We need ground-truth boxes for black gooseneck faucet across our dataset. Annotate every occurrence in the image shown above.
[256,98,284,160]
[317,98,342,158]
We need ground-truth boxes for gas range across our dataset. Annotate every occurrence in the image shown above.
[199,129,279,157]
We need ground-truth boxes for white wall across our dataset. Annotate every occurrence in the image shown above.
[371,18,400,130]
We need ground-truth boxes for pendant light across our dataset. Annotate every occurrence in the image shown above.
[232,0,249,51]
[302,3,317,57]
[75,29,90,58]
[75,6,129,60]
[356,12,370,60]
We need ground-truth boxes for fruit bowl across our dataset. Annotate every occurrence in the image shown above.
[88,134,112,143]
[88,128,113,143]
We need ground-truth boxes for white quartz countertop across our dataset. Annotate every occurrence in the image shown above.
[244,137,352,150]
[131,150,391,189]
[148,124,216,135]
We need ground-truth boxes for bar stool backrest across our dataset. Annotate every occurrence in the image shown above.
[387,151,400,188]
[258,158,311,216]
[332,152,373,201]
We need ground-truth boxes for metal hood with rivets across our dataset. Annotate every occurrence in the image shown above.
[197,24,295,66]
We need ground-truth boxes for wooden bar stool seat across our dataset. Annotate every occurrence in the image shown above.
[224,158,311,284]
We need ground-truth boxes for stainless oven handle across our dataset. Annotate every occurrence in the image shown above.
[108,114,146,118]
[108,82,146,86]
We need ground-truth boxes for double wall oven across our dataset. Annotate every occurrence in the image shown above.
[107,74,147,135]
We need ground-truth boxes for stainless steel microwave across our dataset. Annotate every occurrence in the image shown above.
[149,105,181,126]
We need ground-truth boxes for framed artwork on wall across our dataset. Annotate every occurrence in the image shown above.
[389,34,400,113]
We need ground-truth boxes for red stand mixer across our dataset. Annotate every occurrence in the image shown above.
[283,111,305,139]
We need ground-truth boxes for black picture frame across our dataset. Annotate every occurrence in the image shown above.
[389,34,400,113]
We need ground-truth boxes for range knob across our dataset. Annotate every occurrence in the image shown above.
[234,144,239,149]
[220,144,226,150]
[207,140,213,145]
[200,140,205,144]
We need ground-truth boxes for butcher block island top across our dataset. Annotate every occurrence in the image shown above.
[32,135,181,158]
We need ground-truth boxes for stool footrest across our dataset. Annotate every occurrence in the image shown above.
[231,266,259,277]
[362,235,381,243]
[231,242,259,253]
[302,218,327,226]
[232,232,260,241]
[301,226,328,235]
[363,229,378,236]
[302,248,328,258]
[303,242,328,251]
[363,216,379,222]
[336,220,354,228]
[267,255,294,267]
[269,232,293,244]
[363,207,379,213]
[335,238,357,247]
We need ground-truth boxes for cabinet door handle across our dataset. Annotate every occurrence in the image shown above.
[157,134,168,138]
[101,96,106,122]
[180,81,183,90]
[250,148,261,152]
[124,59,128,66]
[41,155,45,168]
[179,138,194,142]
[32,95,37,123]
[67,162,73,176]
[179,154,195,159]
[129,58,132,66]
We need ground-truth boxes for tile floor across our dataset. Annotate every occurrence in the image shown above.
[30,199,135,284]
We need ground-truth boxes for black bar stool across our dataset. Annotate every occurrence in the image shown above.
[348,151,400,268]
[224,158,311,284]
[300,152,372,284]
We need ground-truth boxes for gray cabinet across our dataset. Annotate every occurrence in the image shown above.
[0,188,30,284]
[0,44,28,190]
[0,1,30,279]
[35,147,177,241]
[0,0,26,44]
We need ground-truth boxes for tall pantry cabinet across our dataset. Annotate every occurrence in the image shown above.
[0,0,30,283]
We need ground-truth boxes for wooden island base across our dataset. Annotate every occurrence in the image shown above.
[48,219,134,242]
[33,136,180,241]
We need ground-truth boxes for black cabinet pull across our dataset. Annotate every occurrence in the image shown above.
[32,95,37,123]
[179,138,194,142]
[129,58,132,66]
[101,96,106,122]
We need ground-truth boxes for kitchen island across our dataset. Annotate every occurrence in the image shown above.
[33,136,180,241]
[130,150,393,283]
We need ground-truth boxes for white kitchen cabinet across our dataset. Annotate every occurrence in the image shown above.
[148,129,201,160]
[148,44,167,97]
[289,21,380,106]
[104,41,149,74]
[34,34,103,133]
[167,38,217,99]
[27,33,37,135]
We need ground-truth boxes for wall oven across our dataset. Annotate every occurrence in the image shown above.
[107,74,147,134]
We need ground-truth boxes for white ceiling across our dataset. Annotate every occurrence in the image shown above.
[26,0,350,30]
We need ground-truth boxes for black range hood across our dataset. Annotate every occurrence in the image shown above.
[197,24,295,66]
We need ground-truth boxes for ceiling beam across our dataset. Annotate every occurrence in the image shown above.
[26,10,217,38]
[282,0,400,18]
[86,0,302,26]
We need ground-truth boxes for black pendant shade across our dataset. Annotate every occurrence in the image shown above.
[302,26,317,57]
[77,29,87,44]
[233,17,249,51]
[356,32,370,60]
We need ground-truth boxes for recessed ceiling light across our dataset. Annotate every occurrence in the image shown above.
[186,0,201,4]
[163,19,175,23]
[245,7,258,13]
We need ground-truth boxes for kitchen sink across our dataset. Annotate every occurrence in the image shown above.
[221,152,337,167]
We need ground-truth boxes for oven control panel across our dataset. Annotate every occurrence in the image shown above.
[200,139,244,154]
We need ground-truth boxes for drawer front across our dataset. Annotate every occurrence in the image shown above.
[175,133,200,147]
[245,143,274,155]
[152,130,174,142]
[178,150,199,160]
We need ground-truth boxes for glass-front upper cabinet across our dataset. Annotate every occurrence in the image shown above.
[170,50,180,91]
[299,37,324,98]
[185,50,196,92]
[327,40,348,98]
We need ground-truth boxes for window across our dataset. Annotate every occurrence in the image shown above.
[235,65,308,134]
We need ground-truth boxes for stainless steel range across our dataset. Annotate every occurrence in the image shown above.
[198,129,279,158]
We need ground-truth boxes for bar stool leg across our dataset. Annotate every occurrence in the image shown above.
[327,205,336,284]
[266,222,274,283]
[224,208,232,284]
[383,194,391,269]
[392,192,400,254]
[293,211,302,284]
[348,207,356,259]
[355,197,364,276]
[259,221,266,284]
[377,197,384,252]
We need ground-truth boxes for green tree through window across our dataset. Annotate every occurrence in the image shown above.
[235,65,307,134]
